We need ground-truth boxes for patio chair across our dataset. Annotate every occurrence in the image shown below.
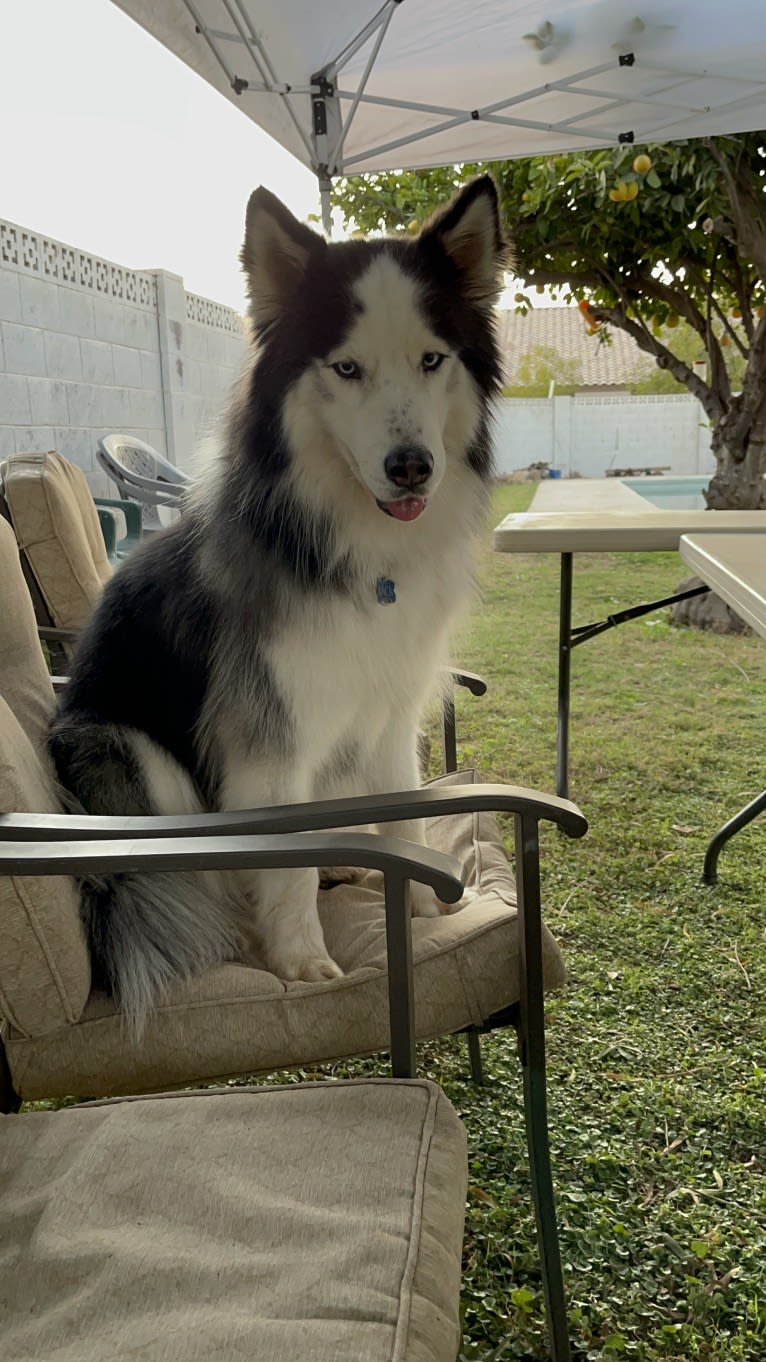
[0,450,143,668]
[97,432,189,532]
[0,515,587,1362]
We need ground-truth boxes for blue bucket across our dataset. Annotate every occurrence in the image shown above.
[548,468,563,479]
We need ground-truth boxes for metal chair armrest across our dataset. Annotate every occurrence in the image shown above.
[1,783,587,842]
[449,668,487,696]
[439,668,487,770]
[0,827,461,895]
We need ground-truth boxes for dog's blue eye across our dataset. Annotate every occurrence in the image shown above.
[422,352,445,372]
[332,360,362,380]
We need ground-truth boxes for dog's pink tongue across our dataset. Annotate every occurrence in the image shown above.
[383,496,426,522]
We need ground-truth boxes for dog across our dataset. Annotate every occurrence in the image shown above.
[49,175,509,1032]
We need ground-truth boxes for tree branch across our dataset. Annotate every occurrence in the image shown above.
[599,303,724,422]
[524,261,725,420]
[726,311,766,445]
[702,138,766,283]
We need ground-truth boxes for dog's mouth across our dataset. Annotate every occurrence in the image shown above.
[375,495,428,522]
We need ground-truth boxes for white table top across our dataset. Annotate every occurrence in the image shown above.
[493,508,766,553]
[680,533,766,640]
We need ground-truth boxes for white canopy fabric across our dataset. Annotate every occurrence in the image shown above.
[114,0,766,182]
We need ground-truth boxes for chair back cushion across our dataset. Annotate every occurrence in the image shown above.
[0,695,90,1036]
[2,451,111,631]
[0,518,56,754]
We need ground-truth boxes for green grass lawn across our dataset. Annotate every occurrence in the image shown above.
[326,482,766,1361]
[431,483,766,1362]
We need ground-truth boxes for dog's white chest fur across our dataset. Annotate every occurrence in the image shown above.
[269,521,474,796]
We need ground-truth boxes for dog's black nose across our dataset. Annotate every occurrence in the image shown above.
[384,445,433,489]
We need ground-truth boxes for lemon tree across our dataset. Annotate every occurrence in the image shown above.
[333,136,766,508]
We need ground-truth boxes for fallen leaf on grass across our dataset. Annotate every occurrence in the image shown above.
[467,1184,498,1207]
[673,823,699,835]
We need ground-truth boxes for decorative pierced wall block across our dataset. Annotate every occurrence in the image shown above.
[186,291,243,334]
[1,223,19,267]
[0,217,157,311]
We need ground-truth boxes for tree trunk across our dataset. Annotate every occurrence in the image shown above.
[705,409,766,509]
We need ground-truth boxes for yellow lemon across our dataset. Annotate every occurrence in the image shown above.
[633,154,652,175]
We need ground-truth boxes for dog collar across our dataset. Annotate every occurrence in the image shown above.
[376,576,396,605]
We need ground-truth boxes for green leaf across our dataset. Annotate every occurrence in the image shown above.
[510,1286,536,1312]
[646,168,661,188]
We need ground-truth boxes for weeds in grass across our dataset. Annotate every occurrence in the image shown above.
[436,484,766,1361]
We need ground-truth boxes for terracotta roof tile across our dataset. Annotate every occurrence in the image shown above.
[496,306,655,388]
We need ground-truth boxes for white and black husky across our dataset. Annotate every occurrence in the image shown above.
[49,175,509,1030]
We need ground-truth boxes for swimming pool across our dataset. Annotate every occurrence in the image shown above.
[621,475,708,511]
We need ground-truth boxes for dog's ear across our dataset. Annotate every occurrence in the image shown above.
[241,189,325,327]
[419,176,511,307]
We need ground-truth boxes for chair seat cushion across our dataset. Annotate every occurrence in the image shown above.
[5,771,565,1099]
[0,1079,466,1362]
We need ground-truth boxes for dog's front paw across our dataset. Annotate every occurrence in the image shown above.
[275,951,344,983]
[318,865,363,889]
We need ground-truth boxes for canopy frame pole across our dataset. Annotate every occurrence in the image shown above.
[224,0,274,88]
[340,58,636,170]
[182,0,240,87]
[228,0,316,163]
[322,0,400,81]
[311,68,342,233]
[318,172,333,236]
[326,3,396,171]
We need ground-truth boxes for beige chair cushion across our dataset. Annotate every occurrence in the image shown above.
[5,770,564,1099]
[0,517,55,757]
[0,1079,466,1362]
[0,695,91,1037]
[0,518,55,753]
[2,450,111,631]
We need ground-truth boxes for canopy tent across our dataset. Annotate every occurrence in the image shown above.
[113,0,766,225]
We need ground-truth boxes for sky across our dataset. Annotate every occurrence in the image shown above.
[1,0,321,312]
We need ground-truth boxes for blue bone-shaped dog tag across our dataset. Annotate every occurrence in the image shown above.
[376,576,397,605]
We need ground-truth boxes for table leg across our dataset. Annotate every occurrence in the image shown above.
[702,788,766,885]
[556,553,573,799]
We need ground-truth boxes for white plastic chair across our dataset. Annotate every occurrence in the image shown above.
[97,435,190,532]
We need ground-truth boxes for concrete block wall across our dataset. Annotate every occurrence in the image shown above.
[494,393,715,479]
[0,217,247,495]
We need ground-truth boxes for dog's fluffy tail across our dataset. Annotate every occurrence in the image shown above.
[82,871,246,1037]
